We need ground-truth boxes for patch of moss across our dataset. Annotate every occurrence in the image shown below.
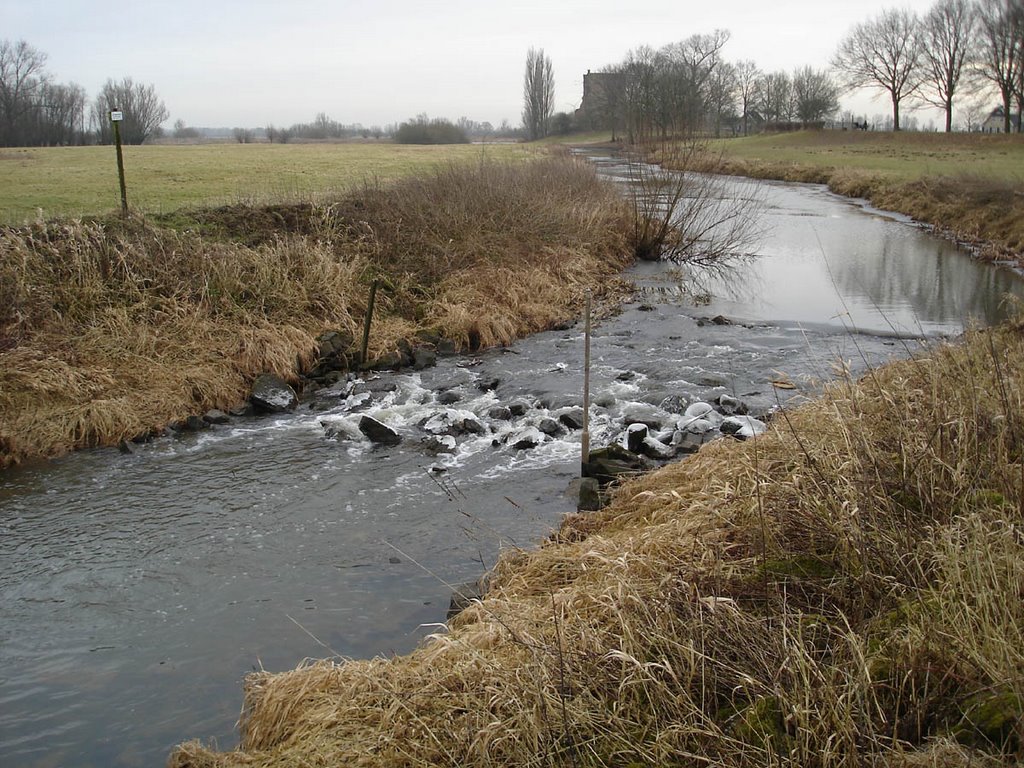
[952,690,1022,751]
[727,696,792,753]
[758,554,837,581]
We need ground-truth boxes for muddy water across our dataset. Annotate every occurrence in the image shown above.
[2,161,1022,767]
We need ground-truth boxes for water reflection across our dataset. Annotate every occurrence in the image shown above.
[683,179,1024,335]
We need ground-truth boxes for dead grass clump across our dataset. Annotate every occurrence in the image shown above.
[0,154,633,466]
[170,319,1024,767]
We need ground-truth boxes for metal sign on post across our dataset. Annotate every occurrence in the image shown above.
[110,109,128,217]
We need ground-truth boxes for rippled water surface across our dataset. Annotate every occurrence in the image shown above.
[2,158,1022,767]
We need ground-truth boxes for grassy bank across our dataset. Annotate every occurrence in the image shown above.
[0,154,631,467]
[0,142,533,224]
[172,316,1024,767]
[669,131,1024,263]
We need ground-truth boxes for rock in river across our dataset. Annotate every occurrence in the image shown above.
[249,373,298,413]
[359,415,401,446]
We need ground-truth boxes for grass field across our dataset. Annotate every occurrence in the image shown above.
[707,129,1024,183]
[0,141,535,224]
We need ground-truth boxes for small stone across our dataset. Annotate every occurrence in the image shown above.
[476,375,500,392]
[203,409,230,425]
[717,394,748,416]
[437,389,462,405]
[436,339,458,356]
[721,415,767,439]
[577,477,601,511]
[509,427,544,451]
[538,418,564,437]
[508,399,531,417]
[488,405,513,421]
[423,435,457,454]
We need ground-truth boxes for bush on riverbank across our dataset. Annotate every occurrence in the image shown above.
[170,317,1024,767]
[0,155,632,467]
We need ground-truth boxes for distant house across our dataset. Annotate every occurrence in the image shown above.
[575,70,627,134]
[981,106,1022,133]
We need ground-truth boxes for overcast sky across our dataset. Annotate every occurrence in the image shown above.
[6,0,954,130]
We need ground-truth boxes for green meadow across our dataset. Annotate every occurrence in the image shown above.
[0,141,535,224]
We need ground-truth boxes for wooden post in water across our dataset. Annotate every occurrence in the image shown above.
[360,280,380,366]
[581,290,592,476]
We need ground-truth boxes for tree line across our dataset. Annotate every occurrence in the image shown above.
[0,39,169,146]
[522,0,1023,141]
[834,0,1022,132]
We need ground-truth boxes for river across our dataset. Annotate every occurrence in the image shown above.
[1,158,1022,767]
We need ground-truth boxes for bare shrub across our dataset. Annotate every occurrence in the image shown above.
[627,140,763,270]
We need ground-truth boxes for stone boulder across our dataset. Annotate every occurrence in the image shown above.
[621,403,665,430]
[250,373,299,414]
[558,408,586,431]
[437,389,463,405]
[412,346,437,370]
[583,444,649,485]
[641,436,676,460]
[538,418,565,437]
[422,435,457,455]
[202,409,231,425]
[716,394,748,416]
[577,477,602,512]
[487,405,513,421]
[509,427,545,451]
[721,415,767,440]
[359,415,401,446]
[508,399,532,417]
[625,423,648,454]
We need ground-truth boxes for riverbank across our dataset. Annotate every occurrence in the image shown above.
[171,314,1024,767]
[0,155,632,467]
[668,131,1024,265]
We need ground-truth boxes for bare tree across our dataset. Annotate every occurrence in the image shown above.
[735,60,761,135]
[792,66,840,124]
[974,0,1023,132]
[92,78,169,144]
[920,0,976,131]
[832,8,923,130]
[0,39,47,146]
[706,61,738,137]
[36,81,86,145]
[522,47,554,141]
[757,70,793,125]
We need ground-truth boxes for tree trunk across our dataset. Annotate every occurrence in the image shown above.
[892,94,901,132]
[945,96,953,133]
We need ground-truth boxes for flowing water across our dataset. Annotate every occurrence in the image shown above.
[2,158,1022,767]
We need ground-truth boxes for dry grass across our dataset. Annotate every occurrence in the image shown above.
[169,315,1024,767]
[0,155,632,466]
